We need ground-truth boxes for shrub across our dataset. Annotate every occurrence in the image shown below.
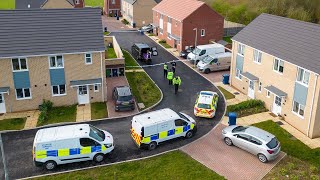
[226,99,267,118]
[159,39,167,43]
[121,19,129,25]
[38,111,47,124]
[38,100,53,124]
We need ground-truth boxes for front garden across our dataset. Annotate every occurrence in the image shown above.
[0,118,26,131]
[226,99,267,117]
[91,102,108,119]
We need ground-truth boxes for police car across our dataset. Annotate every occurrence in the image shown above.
[194,91,219,118]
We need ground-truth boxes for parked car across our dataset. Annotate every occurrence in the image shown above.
[113,86,135,111]
[222,125,281,163]
[138,24,154,33]
[131,43,158,64]
[180,46,194,59]
[194,91,219,118]
[197,53,231,74]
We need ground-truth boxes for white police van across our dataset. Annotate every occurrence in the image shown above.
[33,124,114,170]
[131,108,197,150]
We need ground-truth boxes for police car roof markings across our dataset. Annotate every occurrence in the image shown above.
[133,108,180,127]
[198,91,218,104]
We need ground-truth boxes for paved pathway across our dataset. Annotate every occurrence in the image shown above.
[24,111,40,129]
[101,16,136,32]
[76,104,91,122]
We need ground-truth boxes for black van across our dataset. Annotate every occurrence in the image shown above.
[131,43,158,64]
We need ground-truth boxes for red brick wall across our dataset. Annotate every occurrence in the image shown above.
[104,0,122,16]
[74,0,85,8]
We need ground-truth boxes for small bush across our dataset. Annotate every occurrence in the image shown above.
[226,99,267,118]
[159,39,166,43]
[38,111,47,124]
[38,100,53,124]
[310,166,319,173]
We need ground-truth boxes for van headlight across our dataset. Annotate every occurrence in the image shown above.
[104,143,113,148]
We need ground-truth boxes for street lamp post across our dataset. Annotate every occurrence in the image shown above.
[193,28,198,67]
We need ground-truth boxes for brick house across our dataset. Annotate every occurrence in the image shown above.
[0,8,108,113]
[104,0,121,17]
[152,0,224,52]
[15,0,85,9]
[230,14,320,138]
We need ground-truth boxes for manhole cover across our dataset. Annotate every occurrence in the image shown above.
[276,121,284,125]
[234,92,240,95]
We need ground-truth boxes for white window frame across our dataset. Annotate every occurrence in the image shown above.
[235,68,242,80]
[273,58,284,74]
[15,88,32,100]
[112,0,115,4]
[85,53,92,65]
[258,82,262,92]
[201,29,205,37]
[51,85,67,96]
[266,90,270,98]
[292,100,305,119]
[296,67,310,86]
[49,55,64,69]
[94,84,99,92]
[11,58,28,72]
[237,43,245,56]
[253,49,262,64]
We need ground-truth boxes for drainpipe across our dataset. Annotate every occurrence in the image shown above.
[100,52,105,102]
[307,73,318,137]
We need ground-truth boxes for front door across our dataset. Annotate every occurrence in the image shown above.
[174,40,178,49]
[272,95,282,115]
[0,93,6,113]
[248,80,255,99]
[77,85,89,104]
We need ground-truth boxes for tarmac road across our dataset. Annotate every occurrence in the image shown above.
[0,32,226,179]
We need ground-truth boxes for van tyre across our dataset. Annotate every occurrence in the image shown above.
[258,153,268,163]
[93,153,105,163]
[148,141,157,150]
[185,130,194,139]
[204,69,210,74]
[44,160,57,170]
[224,137,233,146]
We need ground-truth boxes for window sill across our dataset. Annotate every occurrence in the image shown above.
[12,69,29,72]
[85,63,93,65]
[273,70,284,75]
[235,76,242,81]
[52,94,67,97]
[237,53,244,57]
[16,97,32,100]
[253,61,261,65]
[292,111,305,119]
[94,90,99,93]
[295,81,309,88]
[50,67,64,69]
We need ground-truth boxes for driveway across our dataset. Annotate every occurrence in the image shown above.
[0,32,225,179]
[101,16,136,32]
[181,124,286,180]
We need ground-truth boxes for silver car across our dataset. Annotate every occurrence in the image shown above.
[222,125,281,163]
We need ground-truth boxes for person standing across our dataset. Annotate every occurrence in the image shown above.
[173,76,181,94]
[163,63,168,78]
[171,60,177,73]
[167,69,174,85]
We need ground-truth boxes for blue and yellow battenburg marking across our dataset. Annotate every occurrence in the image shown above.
[131,124,195,146]
[35,145,107,159]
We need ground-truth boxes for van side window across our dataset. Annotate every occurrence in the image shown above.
[199,50,206,56]
[80,138,98,147]
[211,59,218,64]
[175,119,187,126]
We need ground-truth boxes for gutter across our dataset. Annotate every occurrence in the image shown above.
[307,73,318,137]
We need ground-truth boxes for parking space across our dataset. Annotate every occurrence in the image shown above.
[101,16,136,32]
[181,124,285,180]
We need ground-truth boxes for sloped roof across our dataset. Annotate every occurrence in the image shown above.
[123,0,161,5]
[152,0,205,21]
[233,13,320,74]
[0,8,105,58]
[16,0,75,9]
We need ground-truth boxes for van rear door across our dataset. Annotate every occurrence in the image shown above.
[131,119,143,146]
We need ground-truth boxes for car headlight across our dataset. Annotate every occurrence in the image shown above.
[222,130,227,134]
[104,143,113,148]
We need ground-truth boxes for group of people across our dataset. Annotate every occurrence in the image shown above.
[164,60,182,94]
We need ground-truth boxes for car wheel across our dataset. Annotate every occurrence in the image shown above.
[44,160,57,170]
[148,141,157,150]
[258,153,268,163]
[204,69,210,74]
[93,153,105,163]
[224,137,233,146]
[185,130,194,139]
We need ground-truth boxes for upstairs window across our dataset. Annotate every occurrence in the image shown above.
[112,0,115,4]
[296,67,310,86]
[85,53,92,64]
[49,55,64,68]
[273,59,284,73]
[168,17,171,23]
[253,49,262,63]
[12,58,28,71]
[237,43,245,56]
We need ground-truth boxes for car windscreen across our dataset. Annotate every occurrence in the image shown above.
[89,125,105,142]
[231,126,248,133]
[202,56,213,63]
[266,137,278,149]
[197,103,211,109]
[178,112,190,121]
[118,95,133,101]
[192,48,201,55]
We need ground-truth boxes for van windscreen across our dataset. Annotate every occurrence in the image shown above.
[193,48,201,55]
[89,125,105,142]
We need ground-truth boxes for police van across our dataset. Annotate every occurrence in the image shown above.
[131,108,197,150]
[33,124,114,170]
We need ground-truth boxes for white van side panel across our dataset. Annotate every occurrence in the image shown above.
[157,121,174,133]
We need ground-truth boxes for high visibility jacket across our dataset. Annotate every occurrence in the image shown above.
[164,64,168,70]
[173,77,181,85]
[167,72,174,80]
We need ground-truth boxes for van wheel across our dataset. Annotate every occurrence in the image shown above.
[44,160,57,170]
[93,153,105,163]
[148,141,157,150]
[258,153,268,163]
[204,69,210,74]
[185,130,194,139]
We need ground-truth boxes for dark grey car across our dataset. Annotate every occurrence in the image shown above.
[112,86,135,111]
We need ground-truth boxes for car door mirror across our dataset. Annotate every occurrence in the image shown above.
[152,51,158,56]
[233,134,238,138]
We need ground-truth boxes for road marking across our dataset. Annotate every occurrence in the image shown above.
[0,134,9,180]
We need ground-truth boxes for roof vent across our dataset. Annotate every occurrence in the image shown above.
[28,4,30,8]
[80,128,83,130]
[148,117,150,119]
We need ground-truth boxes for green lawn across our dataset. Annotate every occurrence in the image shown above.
[253,120,320,168]
[37,105,77,126]
[34,151,225,180]
[218,86,235,100]
[227,99,267,117]
[159,42,172,48]
[91,102,108,120]
[123,50,141,70]
[0,118,26,131]
[0,0,15,9]
[126,72,161,109]
[106,47,117,59]
[223,36,232,43]
[85,0,104,7]
[103,31,110,35]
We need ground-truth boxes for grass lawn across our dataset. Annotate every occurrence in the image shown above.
[106,47,117,59]
[91,102,108,119]
[218,86,235,100]
[223,36,232,43]
[123,50,141,70]
[85,0,104,7]
[37,105,77,126]
[103,31,110,35]
[0,0,15,9]
[227,99,267,117]
[126,72,161,109]
[159,42,172,48]
[34,151,225,180]
[0,118,26,131]
[253,120,320,168]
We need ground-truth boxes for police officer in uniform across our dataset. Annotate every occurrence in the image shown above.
[167,69,174,85]
[173,76,181,94]
[171,60,177,73]
[163,63,168,78]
